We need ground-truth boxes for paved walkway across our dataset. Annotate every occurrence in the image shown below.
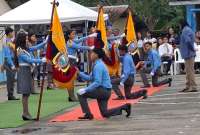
[1,75,200,135]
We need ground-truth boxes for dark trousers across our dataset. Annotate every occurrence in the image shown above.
[161,56,172,74]
[37,65,41,85]
[46,63,53,86]
[111,76,145,99]
[5,66,16,97]
[77,87,127,118]
[140,67,169,87]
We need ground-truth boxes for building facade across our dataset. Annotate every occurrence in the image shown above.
[169,0,200,31]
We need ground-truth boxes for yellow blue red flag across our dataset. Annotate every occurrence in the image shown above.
[46,5,77,89]
[125,9,137,43]
[96,7,108,49]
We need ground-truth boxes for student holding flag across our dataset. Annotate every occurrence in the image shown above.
[46,3,97,102]
[66,29,96,58]
[27,31,48,94]
[138,42,172,88]
[96,6,121,77]
[76,48,131,120]
[124,9,140,65]
[14,30,47,121]
[65,30,97,101]
[112,45,147,100]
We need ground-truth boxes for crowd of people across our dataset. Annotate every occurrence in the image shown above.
[1,20,199,120]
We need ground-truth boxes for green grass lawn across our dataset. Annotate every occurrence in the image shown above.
[0,89,78,129]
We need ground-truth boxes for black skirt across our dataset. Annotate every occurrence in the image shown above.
[17,66,33,95]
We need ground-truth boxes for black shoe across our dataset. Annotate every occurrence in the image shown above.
[141,85,151,88]
[47,86,53,90]
[37,82,40,87]
[168,78,172,87]
[179,88,189,93]
[78,114,94,120]
[123,103,131,118]
[142,89,148,99]
[8,96,20,101]
[22,115,35,121]
[187,89,198,92]
[31,92,40,95]
[68,97,78,102]
[113,96,125,100]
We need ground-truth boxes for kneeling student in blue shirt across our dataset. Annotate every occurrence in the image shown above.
[77,48,131,120]
[139,42,172,88]
[111,45,147,100]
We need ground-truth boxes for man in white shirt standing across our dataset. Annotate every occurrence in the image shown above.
[158,36,173,75]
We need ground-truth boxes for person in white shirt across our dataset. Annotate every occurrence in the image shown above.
[158,36,173,75]
[144,31,152,42]
[137,32,144,48]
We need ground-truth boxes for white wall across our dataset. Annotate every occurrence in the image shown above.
[0,0,11,16]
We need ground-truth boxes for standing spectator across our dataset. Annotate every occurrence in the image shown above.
[65,30,94,102]
[86,27,96,72]
[168,27,176,42]
[137,32,147,61]
[136,32,147,61]
[158,36,173,75]
[179,21,197,92]
[28,32,46,93]
[3,27,19,100]
[195,31,200,45]
[86,27,96,47]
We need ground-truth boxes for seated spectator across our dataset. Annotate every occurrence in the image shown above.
[194,31,200,73]
[158,36,173,75]
[168,27,179,47]
[151,38,158,50]
[157,37,163,49]
[137,32,143,48]
[144,31,153,42]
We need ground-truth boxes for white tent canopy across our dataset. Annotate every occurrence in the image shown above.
[0,0,106,24]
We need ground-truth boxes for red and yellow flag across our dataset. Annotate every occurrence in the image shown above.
[46,5,77,90]
[96,6,120,76]
[96,6,108,49]
[125,9,137,43]
[51,6,67,54]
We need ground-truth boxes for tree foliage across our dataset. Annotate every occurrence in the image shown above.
[73,0,185,31]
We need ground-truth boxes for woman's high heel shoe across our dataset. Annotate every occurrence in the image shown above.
[22,115,34,121]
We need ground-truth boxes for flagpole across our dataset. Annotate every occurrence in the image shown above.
[36,0,57,121]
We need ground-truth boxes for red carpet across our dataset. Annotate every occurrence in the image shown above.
[50,85,165,122]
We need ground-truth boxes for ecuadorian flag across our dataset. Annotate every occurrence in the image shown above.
[96,6,108,49]
[125,9,137,43]
[125,8,140,64]
[46,5,77,89]
[96,6,120,76]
